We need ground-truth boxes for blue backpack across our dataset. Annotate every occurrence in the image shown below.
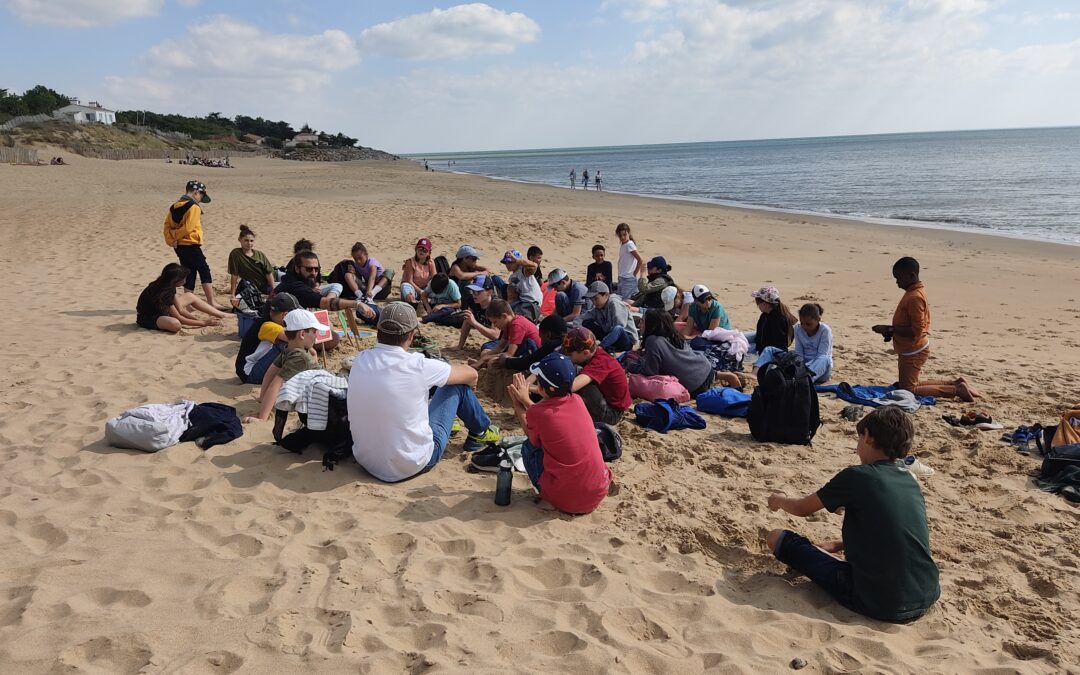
[634,399,707,433]
[696,387,752,418]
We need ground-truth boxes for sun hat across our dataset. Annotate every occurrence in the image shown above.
[691,284,713,302]
[186,180,211,203]
[751,286,781,303]
[466,274,491,293]
[547,268,568,285]
[377,301,420,335]
[456,245,481,259]
[585,281,609,298]
[284,308,329,332]
[646,256,671,272]
[415,238,432,252]
[661,286,678,311]
[529,353,577,393]
[501,249,523,264]
[269,293,301,313]
[562,326,597,353]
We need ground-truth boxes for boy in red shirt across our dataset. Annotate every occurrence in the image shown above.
[562,326,632,425]
[507,353,612,514]
[468,299,540,369]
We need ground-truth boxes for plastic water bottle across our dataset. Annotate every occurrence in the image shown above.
[495,457,513,506]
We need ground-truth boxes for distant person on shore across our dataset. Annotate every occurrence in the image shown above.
[348,302,501,482]
[136,263,230,333]
[569,168,577,190]
[680,284,732,336]
[582,169,590,190]
[276,250,377,330]
[547,268,589,325]
[581,281,638,353]
[754,303,834,384]
[329,242,395,302]
[228,225,276,296]
[562,327,632,426]
[765,406,940,622]
[872,257,981,401]
[595,170,602,191]
[243,309,328,423]
[163,180,228,311]
[615,222,645,299]
[586,244,613,286]
[634,256,676,309]
[502,249,542,322]
[746,286,797,355]
[468,299,540,370]
[400,238,436,307]
[505,353,613,514]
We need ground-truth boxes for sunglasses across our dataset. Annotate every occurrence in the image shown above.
[302,265,320,272]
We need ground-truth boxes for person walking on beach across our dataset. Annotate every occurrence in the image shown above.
[595,170,602,191]
[163,180,228,311]
[582,169,590,190]
[569,168,577,190]
[872,257,981,401]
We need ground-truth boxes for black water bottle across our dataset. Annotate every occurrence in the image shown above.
[494,456,512,506]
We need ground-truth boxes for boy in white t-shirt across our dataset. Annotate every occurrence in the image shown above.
[615,222,644,299]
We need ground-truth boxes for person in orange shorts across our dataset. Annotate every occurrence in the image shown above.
[872,257,981,402]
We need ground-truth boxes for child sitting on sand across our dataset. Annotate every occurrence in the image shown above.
[468,299,540,370]
[754,303,834,384]
[681,284,732,336]
[502,315,567,372]
[244,309,328,422]
[562,327,633,426]
[586,244,613,286]
[506,354,612,514]
[748,286,797,354]
[635,256,676,309]
[765,406,940,622]
[502,249,542,322]
[420,273,463,325]
[615,223,644,299]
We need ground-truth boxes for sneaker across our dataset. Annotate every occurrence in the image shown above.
[464,426,501,452]
[470,446,505,472]
[451,420,462,435]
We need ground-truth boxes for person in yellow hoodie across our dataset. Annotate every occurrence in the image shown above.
[164,180,227,311]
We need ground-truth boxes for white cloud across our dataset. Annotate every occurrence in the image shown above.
[359,3,540,61]
[4,0,162,27]
[176,0,200,7]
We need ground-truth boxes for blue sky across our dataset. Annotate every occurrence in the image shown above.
[2,0,1078,153]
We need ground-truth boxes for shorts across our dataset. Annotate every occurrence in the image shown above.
[136,314,163,331]
[175,244,212,289]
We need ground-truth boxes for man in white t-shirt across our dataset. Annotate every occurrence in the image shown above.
[347,302,501,482]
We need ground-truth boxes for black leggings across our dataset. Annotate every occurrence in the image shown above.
[176,245,212,289]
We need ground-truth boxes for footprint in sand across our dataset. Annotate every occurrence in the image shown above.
[52,635,153,673]
[0,510,69,555]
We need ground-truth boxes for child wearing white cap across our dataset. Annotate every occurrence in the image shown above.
[243,309,329,423]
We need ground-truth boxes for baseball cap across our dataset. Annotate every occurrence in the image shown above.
[529,353,577,393]
[547,268,568,284]
[268,293,301,313]
[661,286,678,311]
[456,245,481,259]
[691,284,713,301]
[500,249,522,264]
[646,256,670,272]
[562,326,597,353]
[377,301,420,335]
[185,180,211,203]
[751,286,781,303]
[585,281,609,298]
[415,238,432,252]
[466,274,491,293]
[284,308,329,332]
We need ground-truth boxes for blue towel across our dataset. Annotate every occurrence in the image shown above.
[816,383,936,407]
[695,387,752,417]
[634,399,707,433]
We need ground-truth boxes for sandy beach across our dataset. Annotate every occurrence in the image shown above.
[1,154,1078,673]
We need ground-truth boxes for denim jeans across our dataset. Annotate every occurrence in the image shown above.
[554,293,589,324]
[245,342,284,385]
[356,302,381,327]
[755,346,833,384]
[423,384,492,471]
[400,282,420,304]
[582,319,635,353]
[774,530,858,612]
[521,439,544,490]
[617,275,637,300]
[320,283,344,297]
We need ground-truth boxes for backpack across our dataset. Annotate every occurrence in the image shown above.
[634,399,707,434]
[1040,444,1080,480]
[235,279,264,315]
[696,387,752,418]
[747,351,821,445]
[595,423,623,462]
[434,255,451,276]
[627,373,690,403]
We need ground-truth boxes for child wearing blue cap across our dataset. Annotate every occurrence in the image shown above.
[506,353,612,514]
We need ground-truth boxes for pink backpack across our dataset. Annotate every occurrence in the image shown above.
[627,373,690,403]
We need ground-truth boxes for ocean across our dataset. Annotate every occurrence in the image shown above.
[413,127,1080,246]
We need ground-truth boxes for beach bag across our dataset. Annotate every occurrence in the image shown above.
[748,351,821,445]
[235,279,264,315]
[1040,444,1080,480]
[596,423,623,462]
[434,255,451,276]
[696,387,752,418]
[105,415,176,453]
[274,396,350,454]
[634,399,707,434]
[627,373,690,403]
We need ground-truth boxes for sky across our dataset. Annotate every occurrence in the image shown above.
[1,0,1078,153]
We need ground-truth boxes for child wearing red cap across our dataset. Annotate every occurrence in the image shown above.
[401,238,436,306]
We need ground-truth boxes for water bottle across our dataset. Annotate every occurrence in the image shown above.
[494,456,513,506]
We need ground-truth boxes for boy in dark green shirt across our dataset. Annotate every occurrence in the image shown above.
[766,406,940,622]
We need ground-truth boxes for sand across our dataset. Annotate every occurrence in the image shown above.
[1,154,1078,674]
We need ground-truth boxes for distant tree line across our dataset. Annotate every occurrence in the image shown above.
[0,85,72,121]
[115,110,359,148]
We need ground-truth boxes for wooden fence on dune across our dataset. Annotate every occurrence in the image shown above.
[68,146,267,161]
[0,145,39,164]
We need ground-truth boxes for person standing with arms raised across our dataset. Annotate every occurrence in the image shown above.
[163,180,227,311]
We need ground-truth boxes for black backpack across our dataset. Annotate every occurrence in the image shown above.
[434,255,451,276]
[747,351,821,445]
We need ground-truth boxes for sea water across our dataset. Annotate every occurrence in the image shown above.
[413,127,1080,246]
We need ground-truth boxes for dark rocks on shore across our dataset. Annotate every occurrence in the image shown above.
[274,146,400,162]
